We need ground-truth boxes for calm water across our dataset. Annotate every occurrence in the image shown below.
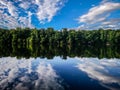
[0,57,120,90]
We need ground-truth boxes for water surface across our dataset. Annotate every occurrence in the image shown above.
[0,57,120,90]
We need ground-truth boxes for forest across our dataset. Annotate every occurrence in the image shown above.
[0,27,120,47]
[0,27,120,59]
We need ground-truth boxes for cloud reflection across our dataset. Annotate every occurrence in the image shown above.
[76,58,120,90]
[0,57,64,90]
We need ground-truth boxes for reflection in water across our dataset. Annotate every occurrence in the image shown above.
[0,57,64,90]
[76,58,120,90]
[0,44,120,59]
[0,57,120,90]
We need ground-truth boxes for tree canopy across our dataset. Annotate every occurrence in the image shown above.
[0,27,120,59]
[0,28,120,46]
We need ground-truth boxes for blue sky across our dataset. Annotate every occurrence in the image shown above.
[0,0,120,30]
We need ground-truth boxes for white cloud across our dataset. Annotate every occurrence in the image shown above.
[36,0,65,23]
[79,2,120,23]
[7,2,18,17]
[76,58,120,90]
[77,1,120,30]
[0,0,66,29]
[19,1,30,10]
[0,13,20,28]
[102,18,120,25]
[101,0,110,3]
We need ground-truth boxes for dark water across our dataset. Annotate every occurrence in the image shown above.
[0,45,120,59]
[0,44,120,90]
[0,57,120,90]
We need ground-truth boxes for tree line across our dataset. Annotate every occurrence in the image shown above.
[0,27,120,47]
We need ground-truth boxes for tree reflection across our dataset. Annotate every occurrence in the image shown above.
[0,44,120,59]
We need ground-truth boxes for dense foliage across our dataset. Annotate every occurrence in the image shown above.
[0,27,120,46]
[0,27,120,59]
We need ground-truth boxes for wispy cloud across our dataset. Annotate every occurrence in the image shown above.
[0,0,66,29]
[77,0,120,30]
[36,0,65,23]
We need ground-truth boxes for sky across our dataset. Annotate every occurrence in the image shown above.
[0,0,120,30]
